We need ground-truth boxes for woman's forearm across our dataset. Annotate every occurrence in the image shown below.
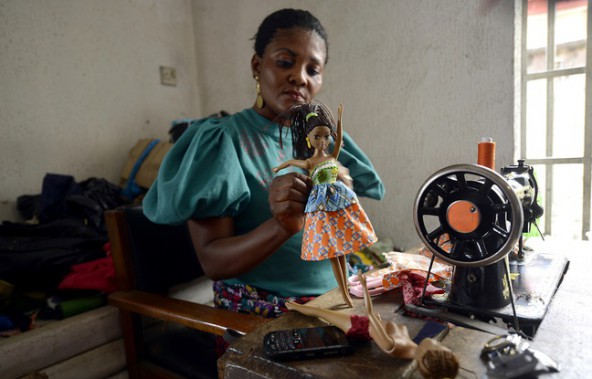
[189,172,310,280]
[187,216,295,280]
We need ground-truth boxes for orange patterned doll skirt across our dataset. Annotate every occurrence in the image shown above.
[301,202,377,261]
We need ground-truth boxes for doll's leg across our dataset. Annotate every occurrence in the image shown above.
[358,272,396,352]
[331,256,353,307]
[359,272,418,359]
[337,255,354,306]
[285,301,352,332]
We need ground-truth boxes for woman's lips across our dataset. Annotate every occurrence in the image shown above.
[283,90,305,101]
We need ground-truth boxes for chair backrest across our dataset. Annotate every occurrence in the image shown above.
[106,206,204,293]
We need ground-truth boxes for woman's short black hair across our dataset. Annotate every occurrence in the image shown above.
[253,8,329,63]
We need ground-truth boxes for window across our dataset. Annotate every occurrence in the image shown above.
[520,0,591,240]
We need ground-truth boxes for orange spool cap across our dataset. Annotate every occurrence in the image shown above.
[478,137,495,170]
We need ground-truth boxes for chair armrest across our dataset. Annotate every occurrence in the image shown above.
[108,290,269,336]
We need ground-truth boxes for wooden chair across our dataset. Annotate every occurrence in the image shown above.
[105,206,268,379]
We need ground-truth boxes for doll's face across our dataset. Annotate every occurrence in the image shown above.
[307,126,332,151]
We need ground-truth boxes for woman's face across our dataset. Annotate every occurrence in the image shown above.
[252,27,326,120]
[307,125,332,152]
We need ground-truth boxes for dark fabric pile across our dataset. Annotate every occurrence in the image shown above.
[0,174,129,336]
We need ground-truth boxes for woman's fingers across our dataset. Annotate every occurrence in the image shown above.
[268,172,311,233]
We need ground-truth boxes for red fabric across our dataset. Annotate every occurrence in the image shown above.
[346,315,372,340]
[400,271,445,305]
[58,255,117,293]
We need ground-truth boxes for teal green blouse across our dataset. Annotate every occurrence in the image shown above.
[143,108,384,297]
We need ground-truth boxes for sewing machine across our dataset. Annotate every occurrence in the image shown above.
[410,160,569,337]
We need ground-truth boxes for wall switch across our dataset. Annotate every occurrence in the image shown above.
[160,66,177,86]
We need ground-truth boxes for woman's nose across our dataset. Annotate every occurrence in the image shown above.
[288,66,307,86]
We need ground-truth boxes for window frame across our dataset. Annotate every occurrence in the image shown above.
[519,0,592,240]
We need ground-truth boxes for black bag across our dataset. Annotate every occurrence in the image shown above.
[18,174,127,232]
[69,177,126,231]
[38,174,82,224]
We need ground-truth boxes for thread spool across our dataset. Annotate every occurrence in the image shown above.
[477,137,495,170]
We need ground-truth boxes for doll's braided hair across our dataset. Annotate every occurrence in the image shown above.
[417,349,459,379]
[276,100,337,160]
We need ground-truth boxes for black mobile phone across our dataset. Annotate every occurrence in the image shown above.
[263,326,353,361]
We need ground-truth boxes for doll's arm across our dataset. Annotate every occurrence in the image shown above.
[272,159,309,174]
[332,104,343,160]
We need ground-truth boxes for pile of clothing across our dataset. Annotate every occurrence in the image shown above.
[0,174,128,337]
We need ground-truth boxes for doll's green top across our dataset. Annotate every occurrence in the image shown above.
[143,108,385,297]
[311,160,339,185]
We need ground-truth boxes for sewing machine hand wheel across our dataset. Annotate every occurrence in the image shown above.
[413,164,524,267]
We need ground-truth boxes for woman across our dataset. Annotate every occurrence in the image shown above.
[144,8,384,317]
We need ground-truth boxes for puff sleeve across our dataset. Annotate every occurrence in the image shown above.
[143,119,250,225]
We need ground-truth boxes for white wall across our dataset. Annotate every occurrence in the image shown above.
[192,0,516,249]
[0,1,516,250]
[0,0,200,220]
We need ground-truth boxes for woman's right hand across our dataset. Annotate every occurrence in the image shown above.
[268,172,311,234]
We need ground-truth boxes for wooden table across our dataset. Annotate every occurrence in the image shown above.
[218,239,591,378]
[524,239,592,378]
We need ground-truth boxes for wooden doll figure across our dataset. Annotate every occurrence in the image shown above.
[273,101,377,307]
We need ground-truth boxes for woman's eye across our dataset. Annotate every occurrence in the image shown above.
[307,67,320,76]
[277,60,293,68]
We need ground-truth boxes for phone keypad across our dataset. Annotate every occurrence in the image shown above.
[266,329,303,351]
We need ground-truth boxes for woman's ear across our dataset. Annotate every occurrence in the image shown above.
[251,54,261,78]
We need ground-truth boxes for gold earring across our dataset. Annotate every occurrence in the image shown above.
[306,137,311,149]
[255,76,264,109]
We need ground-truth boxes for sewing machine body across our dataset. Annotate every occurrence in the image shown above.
[413,161,568,337]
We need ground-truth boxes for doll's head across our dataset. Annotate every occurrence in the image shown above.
[277,100,337,160]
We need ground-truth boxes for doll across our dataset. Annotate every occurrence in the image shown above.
[286,272,459,379]
[273,101,377,307]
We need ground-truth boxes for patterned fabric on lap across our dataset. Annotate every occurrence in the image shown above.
[213,281,315,318]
